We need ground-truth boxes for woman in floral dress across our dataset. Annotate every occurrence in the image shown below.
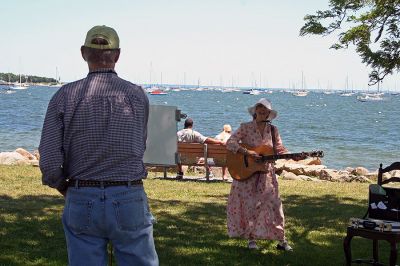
[226,98,299,251]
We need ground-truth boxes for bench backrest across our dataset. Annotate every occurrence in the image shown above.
[177,143,227,166]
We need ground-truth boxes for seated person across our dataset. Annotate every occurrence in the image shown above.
[215,124,232,180]
[176,118,224,179]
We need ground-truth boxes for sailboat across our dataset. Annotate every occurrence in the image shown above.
[340,76,355,96]
[50,67,62,87]
[356,93,383,102]
[357,82,384,102]
[12,74,29,90]
[389,82,399,95]
[243,88,260,95]
[249,89,260,95]
[292,71,308,96]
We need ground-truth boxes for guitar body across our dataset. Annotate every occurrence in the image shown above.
[227,144,324,181]
[227,144,275,181]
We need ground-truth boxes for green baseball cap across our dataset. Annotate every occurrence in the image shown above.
[84,25,120,49]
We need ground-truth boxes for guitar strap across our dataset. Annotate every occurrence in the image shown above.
[270,123,277,156]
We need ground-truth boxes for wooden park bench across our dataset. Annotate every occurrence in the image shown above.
[146,142,228,181]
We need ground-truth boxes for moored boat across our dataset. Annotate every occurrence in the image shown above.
[357,93,384,102]
[149,89,168,95]
[292,90,308,97]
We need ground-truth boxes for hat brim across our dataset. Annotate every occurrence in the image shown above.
[248,106,277,121]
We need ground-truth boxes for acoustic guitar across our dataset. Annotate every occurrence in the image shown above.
[226,144,324,181]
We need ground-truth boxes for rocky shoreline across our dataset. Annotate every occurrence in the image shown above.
[0,148,39,166]
[158,157,399,183]
[274,158,380,183]
[2,148,398,183]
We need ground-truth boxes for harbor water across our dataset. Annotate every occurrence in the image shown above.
[1,85,399,171]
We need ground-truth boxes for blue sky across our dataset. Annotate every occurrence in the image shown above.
[1,0,398,90]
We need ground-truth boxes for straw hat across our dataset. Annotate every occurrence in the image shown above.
[248,98,277,121]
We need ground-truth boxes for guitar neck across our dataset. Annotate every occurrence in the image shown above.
[261,153,306,161]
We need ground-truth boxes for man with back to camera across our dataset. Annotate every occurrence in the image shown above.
[39,25,158,266]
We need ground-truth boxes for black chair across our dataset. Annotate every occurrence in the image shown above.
[344,162,400,266]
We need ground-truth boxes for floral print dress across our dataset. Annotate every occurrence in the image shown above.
[226,120,288,240]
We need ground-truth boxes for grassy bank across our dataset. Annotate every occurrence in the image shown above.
[0,165,393,265]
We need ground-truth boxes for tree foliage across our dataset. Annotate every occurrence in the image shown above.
[300,0,400,85]
[0,73,57,84]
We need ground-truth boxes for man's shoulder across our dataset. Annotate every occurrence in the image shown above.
[178,128,191,134]
[56,78,88,97]
[120,79,148,99]
[49,79,84,102]
[188,129,203,136]
[192,130,206,139]
[117,77,143,90]
[60,78,86,89]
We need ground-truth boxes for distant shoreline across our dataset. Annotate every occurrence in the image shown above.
[1,82,400,94]
[0,83,63,87]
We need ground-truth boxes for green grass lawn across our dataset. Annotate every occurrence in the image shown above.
[0,165,394,265]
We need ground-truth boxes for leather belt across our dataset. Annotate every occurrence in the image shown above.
[68,179,143,188]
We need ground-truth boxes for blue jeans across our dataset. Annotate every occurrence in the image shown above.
[62,184,158,266]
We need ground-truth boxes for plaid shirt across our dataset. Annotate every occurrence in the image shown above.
[39,69,149,190]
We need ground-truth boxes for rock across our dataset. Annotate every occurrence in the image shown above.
[389,170,400,178]
[299,175,323,182]
[29,160,40,167]
[275,160,286,174]
[302,157,322,165]
[279,163,326,176]
[319,169,345,182]
[349,175,371,183]
[0,152,30,165]
[182,165,189,173]
[280,170,302,181]
[383,172,392,180]
[298,175,312,181]
[282,163,305,175]
[302,165,327,176]
[374,170,400,182]
[352,167,369,176]
[366,172,378,181]
[193,166,206,174]
[337,171,354,182]
[345,167,354,173]
[15,148,36,160]
[359,169,400,183]
[283,157,322,165]
[33,150,40,160]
